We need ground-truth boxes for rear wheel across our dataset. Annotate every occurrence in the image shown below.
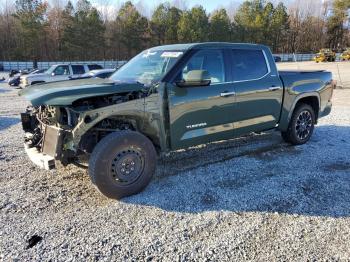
[281,103,315,145]
[89,131,157,199]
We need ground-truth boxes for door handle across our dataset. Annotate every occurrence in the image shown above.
[220,91,236,97]
[268,86,282,91]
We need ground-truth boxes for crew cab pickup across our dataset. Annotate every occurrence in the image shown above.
[19,63,103,88]
[19,43,334,199]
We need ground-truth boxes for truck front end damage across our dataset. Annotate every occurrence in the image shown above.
[21,105,74,170]
[19,80,161,170]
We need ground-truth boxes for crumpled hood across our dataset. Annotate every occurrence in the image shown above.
[19,78,145,106]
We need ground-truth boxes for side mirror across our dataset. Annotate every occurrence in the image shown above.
[51,72,55,76]
[176,70,211,87]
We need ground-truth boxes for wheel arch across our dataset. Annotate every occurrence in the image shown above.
[293,95,320,121]
[278,92,320,132]
[74,112,161,155]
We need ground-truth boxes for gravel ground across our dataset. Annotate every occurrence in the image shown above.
[0,71,349,261]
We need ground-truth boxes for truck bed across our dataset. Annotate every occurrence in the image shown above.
[277,69,333,131]
[279,70,333,90]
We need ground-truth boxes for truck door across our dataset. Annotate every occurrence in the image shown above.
[229,48,283,136]
[167,49,236,150]
[52,65,71,81]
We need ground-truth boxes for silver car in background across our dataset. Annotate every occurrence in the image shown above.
[71,69,116,80]
[19,64,103,88]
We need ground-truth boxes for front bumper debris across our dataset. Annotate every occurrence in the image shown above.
[24,144,55,170]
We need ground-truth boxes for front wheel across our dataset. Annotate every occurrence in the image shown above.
[89,131,157,199]
[281,103,315,145]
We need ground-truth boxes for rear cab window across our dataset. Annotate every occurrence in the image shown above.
[231,49,269,81]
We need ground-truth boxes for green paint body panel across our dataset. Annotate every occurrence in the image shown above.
[20,43,333,155]
[19,78,145,106]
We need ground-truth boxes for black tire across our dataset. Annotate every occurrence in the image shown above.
[281,103,315,145]
[89,131,157,199]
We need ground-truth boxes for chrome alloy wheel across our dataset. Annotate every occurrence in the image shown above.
[110,148,144,186]
[295,110,313,140]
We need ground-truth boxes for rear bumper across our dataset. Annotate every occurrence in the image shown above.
[24,144,55,170]
[319,101,332,118]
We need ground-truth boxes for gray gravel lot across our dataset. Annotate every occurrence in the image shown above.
[0,70,349,261]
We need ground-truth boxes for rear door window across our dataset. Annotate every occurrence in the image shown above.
[231,49,269,81]
[71,65,85,75]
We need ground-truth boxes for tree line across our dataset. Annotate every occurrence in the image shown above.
[0,0,349,62]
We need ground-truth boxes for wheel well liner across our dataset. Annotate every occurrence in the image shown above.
[78,116,161,154]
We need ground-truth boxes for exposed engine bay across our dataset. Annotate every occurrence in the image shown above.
[21,90,148,163]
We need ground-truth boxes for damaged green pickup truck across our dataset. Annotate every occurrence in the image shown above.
[19,43,334,199]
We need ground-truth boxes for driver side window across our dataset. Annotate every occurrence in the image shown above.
[54,65,70,76]
[181,49,225,84]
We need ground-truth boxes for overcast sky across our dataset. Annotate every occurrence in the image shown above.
[87,0,300,18]
[90,0,241,13]
[88,0,255,19]
[142,0,242,12]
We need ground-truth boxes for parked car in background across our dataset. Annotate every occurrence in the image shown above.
[9,69,20,77]
[19,63,103,88]
[273,56,282,62]
[8,69,32,86]
[70,69,116,80]
[340,48,350,61]
[9,68,47,87]
[19,43,334,199]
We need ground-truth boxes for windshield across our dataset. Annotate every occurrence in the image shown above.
[110,49,184,85]
[45,65,56,74]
